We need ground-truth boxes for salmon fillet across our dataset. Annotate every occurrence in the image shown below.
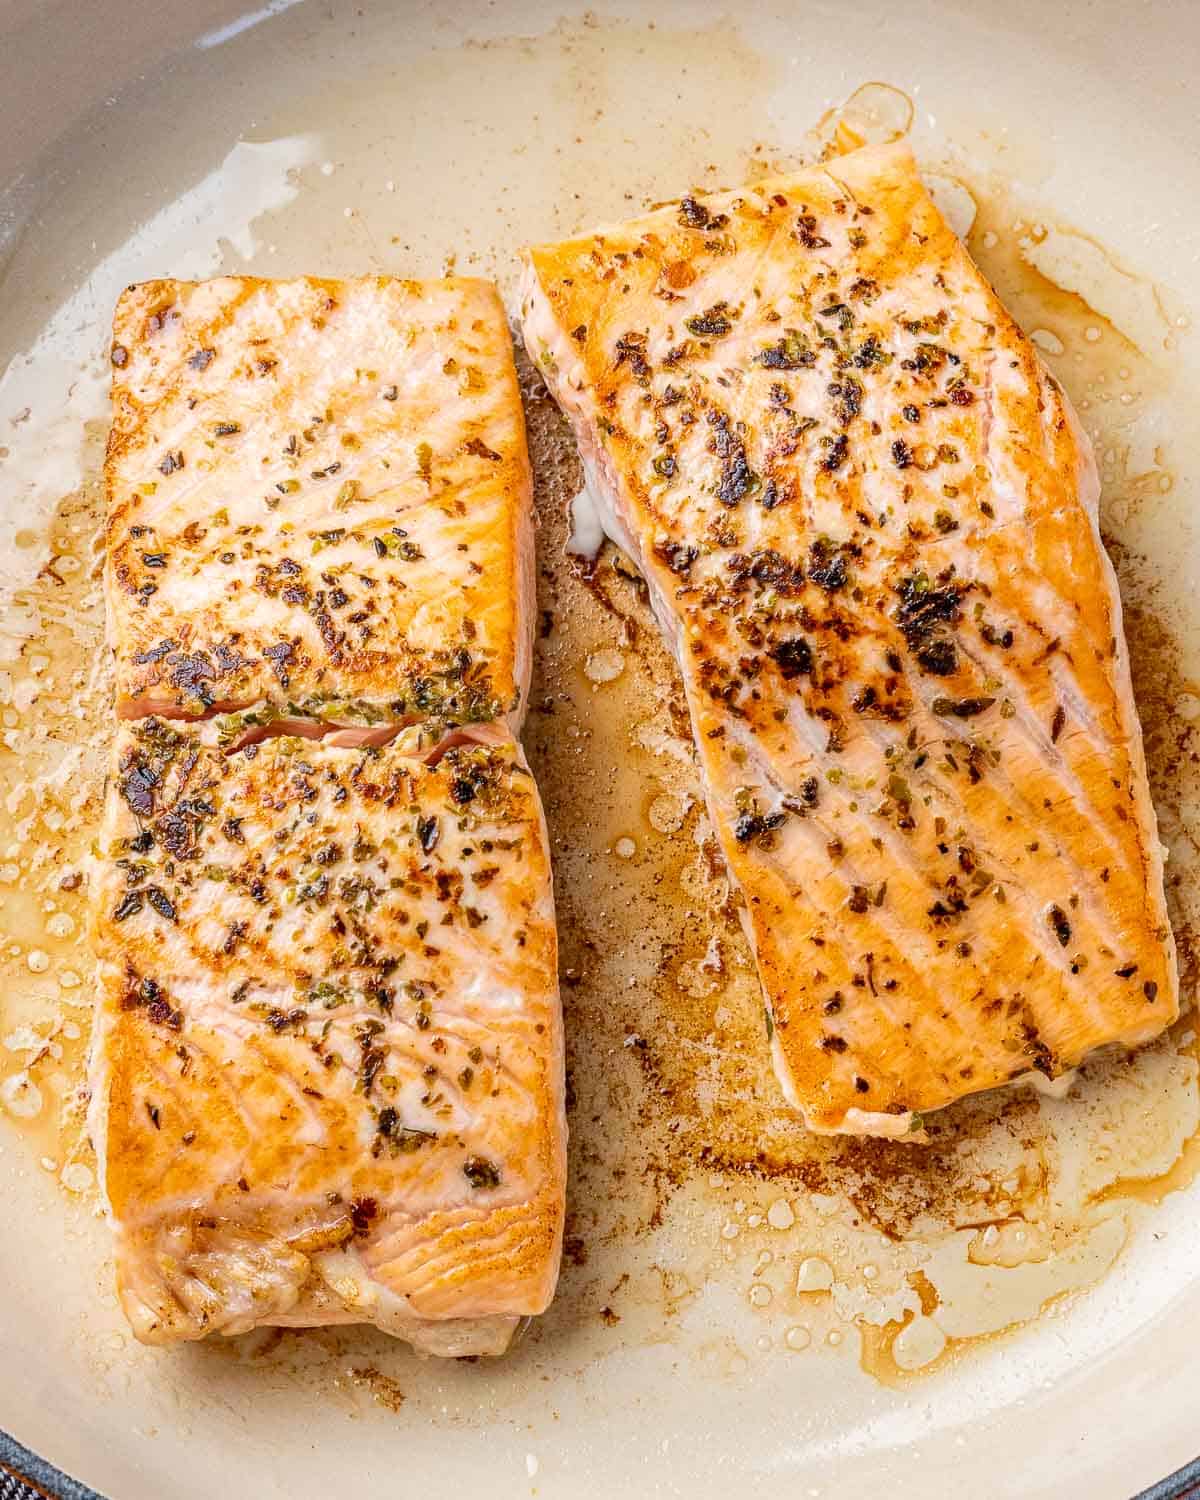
[106,276,532,730]
[521,141,1178,1136]
[89,718,564,1351]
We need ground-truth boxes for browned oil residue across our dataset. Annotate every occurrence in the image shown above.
[859,1266,1117,1389]
[347,1365,406,1412]
[1090,1127,1200,1210]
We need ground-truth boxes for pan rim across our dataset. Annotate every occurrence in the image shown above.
[2,1419,1197,1500]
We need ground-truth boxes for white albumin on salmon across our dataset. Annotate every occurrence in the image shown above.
[106,276,533,731]
[520,141,1178,1137]
[93,277,564,1352]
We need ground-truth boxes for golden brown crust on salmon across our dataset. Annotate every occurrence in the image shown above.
[106,276,533,728]
[89,719,564,1345]
[521,141,1177,1135]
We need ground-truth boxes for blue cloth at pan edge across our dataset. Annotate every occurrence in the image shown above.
[0,1427,107,1500]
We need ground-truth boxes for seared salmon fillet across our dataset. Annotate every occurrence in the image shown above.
[106,276,532,730]
[521,141,1177,1136]
[89,718,564,1350]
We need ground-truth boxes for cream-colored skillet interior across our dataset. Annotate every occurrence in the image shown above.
[0,2,1198,1497]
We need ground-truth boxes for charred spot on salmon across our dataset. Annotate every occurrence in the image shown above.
[981,622,1015,649]
[891,439,913,469]
[685,304,734,339]
[727,548,806,596]
[213,641,250,676]
[769,637,813,680]
[113,891,144,922]
[267,1007,307,1034]
[1048,905,1072,946]
[678,195,726,231]
[156,810,194,858]
[373,1107,437,1155]
[852,686,878,713]
[895,572,964,674]
[932,695,995,719]
[132,638,178,666]
[795,211,830,249]
[808,540,848,591]
[717,446,758,505]
[654,540,698,576]
[916,639,958,676]
[614,332,652,383]
[144,886,177,922]
[821,433,849,472]
[165,650,218,706]
[1051,705,1067,743]
[828,377,862,425]
[350,1197,378,1234]
[462,1155,502,1190]
[118,762,159,817]
[851,335,889,369]
[756,331,815,370]
[734,809,786,843]
[262,640,294,688]
[146,994,183,1029]
[707,408,759,505]
[902,342,955,375]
